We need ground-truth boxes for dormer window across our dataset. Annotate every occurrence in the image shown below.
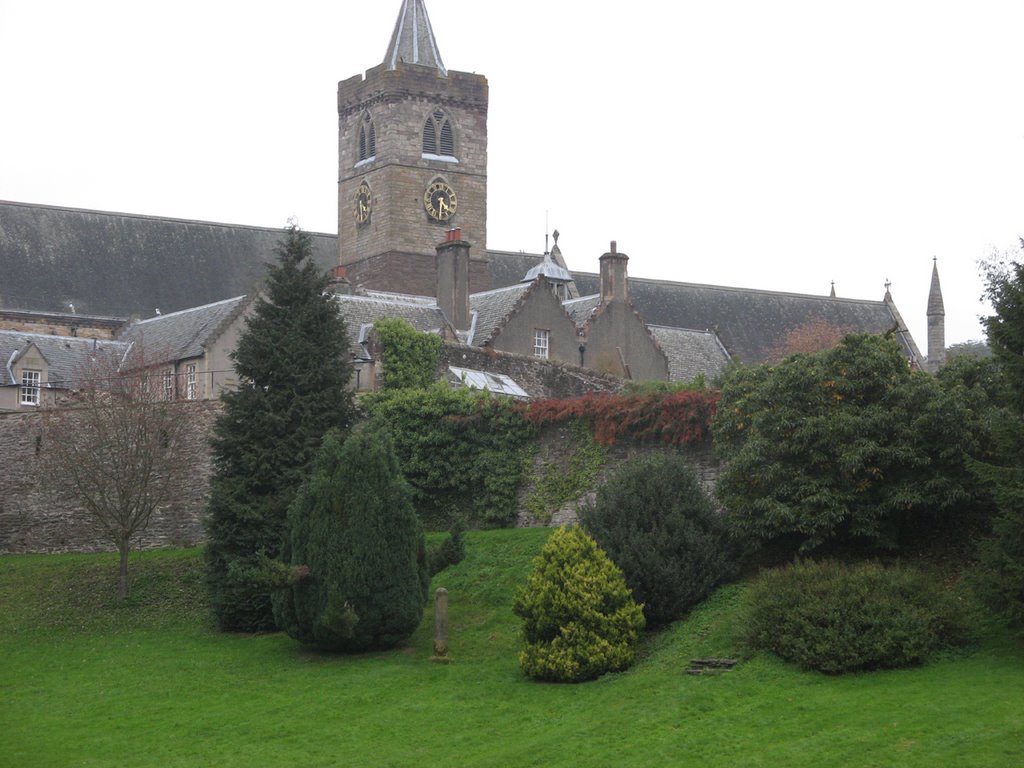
[357,113,376,165]
[20,369,41,406]
[423,109,456,160]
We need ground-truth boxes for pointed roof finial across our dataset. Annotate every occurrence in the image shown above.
[384,0,447,75]
[830,281,836,298]
[884,279,892,301]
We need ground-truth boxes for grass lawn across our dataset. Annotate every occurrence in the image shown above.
[2,529,1022,767]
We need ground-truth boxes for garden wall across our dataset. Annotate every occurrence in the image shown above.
[0,402,219,554]
[1,398,720,554]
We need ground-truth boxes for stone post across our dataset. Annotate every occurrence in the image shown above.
[431,587,450,662]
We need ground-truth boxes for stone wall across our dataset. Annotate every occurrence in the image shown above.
[516,423,720,528]
[0,385,719,554]
[0,401,219,555]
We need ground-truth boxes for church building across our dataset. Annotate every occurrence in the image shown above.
[0,0,946,403]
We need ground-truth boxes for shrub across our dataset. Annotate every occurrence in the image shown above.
[428,517,467,576]
[744,560,969,674]
[513,527,645,682]
[580,453,737,628]
[271,427,429,652]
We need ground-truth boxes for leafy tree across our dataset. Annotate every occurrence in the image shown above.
[206,225,356,632]
[714,334,979,553]
[972,240,1024,631]
[513,527,645,682]
[272,427,428,651]
[373,317,443,390]
[580,453,736,627]
[981,241,1024,416]
[38,345,191,600]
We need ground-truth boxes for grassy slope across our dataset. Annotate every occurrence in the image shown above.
[1,530,1021,768]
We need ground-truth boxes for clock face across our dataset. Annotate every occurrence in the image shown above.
[423,180,457,221]
[354,182,372,225]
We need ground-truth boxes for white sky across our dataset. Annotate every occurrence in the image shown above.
[2,0,1022,346]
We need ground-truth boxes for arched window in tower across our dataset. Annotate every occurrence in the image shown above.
[423,109,456,160]
[357,113,376,164]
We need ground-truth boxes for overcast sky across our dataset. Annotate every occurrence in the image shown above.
[2,0,1022,346]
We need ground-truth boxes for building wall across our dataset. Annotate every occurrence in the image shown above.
[488,283,582,366]
[585,303,670,381]
[0,311,124,339]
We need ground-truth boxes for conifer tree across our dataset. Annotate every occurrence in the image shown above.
[206,224,356,632]
[272,427,429,651]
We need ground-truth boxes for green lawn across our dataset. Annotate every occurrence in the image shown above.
[2,530,1022,767]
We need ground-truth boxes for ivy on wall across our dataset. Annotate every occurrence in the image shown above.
[523,420,608,524]
[365,383,536,529]
[374,317,444,390]
[523,390,719,446]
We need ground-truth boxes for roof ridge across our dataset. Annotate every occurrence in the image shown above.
[130,295,247,326]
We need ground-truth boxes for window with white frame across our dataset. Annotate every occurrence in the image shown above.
[185,364,197,400]
[533,329,550,359]
[163,370,175,401]
[20,369,41,406]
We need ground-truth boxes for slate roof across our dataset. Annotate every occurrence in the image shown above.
[648,326,732,385]
[0,201,336,318]
[2,201,925,368]
[562,294,600,327]
[469,282,532,345]
[570,271,919,365]
[385,0,446,75]
[1,330,128,387]
[332,293,453,357]
[119,295,250,361]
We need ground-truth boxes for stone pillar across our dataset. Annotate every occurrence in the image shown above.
[431,587,450,662]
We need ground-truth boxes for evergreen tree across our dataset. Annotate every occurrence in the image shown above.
[272,427,429,651]
[580,454,736,628]
[206,224,356,632]
[513,527,645,683]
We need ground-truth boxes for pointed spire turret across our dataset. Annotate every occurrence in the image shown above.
[926,257,946,373]
[927,257,945,316]
[384,0,447,75]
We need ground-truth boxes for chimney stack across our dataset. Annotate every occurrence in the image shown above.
[436,229,471,330]
[599,240,629,303]
[328,265,352,295]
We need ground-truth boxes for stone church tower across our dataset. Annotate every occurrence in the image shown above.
[336,0,489,296]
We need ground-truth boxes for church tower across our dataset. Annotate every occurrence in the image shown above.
[337,0,489,296]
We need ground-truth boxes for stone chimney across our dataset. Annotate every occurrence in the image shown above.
[328,265,351,295]
[436,228,471,330]
[599,241,629,303]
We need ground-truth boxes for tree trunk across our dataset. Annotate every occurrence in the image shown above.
[118,541,130,601]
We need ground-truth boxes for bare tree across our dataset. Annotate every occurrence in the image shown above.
[38,344,190,600]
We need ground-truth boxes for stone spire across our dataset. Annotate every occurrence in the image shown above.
[384,0,447,75]
[927,257,946,373]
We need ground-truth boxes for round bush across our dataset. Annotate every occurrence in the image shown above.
[745,560,969,673]
[580,453,736,628]
[513,527,645,682]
